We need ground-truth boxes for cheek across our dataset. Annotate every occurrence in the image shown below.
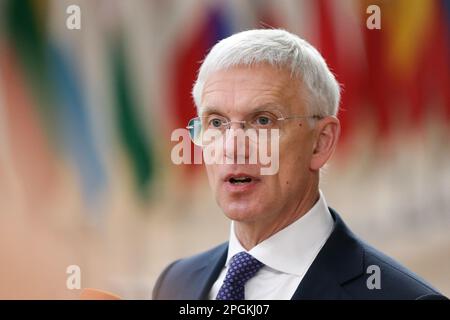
[277,145,310,183]
[285,135,313,166]
[205,164,217,188]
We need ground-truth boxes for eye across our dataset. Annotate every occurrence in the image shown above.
[208,117,225,128]
[255,115,272,126]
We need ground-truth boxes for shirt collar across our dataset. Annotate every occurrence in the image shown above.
[226,190,334,277]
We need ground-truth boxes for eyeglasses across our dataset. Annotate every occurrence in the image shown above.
[186,111,322,146]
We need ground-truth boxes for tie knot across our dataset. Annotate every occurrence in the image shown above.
[224,251,264,285]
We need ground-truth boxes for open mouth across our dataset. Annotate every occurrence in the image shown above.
[229,176,253,184]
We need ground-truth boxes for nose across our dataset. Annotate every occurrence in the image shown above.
[223,127,251,164]
[228,120,245,130]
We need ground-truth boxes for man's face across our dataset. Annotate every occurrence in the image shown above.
[201,64,317,224]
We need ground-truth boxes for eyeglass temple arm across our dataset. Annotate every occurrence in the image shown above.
[277,115,322,120]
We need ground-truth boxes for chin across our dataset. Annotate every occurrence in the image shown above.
[221,201,264,223]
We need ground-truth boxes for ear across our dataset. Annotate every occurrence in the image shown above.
[310,116,340,171]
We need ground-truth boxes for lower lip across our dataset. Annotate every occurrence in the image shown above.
[224,179,260,193]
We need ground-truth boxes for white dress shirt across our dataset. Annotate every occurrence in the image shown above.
[209,190,334,300]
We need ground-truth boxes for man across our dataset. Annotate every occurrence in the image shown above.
[153,29,446,300]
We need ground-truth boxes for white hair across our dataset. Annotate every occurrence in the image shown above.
[192,29,341,117]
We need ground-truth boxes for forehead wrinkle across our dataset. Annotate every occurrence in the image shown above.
[201,66,301,115]
[202,83,288,109]
[201,102,286,117]
[202,68,288,97]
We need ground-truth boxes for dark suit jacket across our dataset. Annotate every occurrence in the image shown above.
[153,208,447,300]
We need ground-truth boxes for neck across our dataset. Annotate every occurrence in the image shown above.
[234,182,319,251]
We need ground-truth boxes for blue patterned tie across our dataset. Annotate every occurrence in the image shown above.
[216,251,264,300]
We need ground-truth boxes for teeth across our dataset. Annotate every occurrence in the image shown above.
[230,177,252,184]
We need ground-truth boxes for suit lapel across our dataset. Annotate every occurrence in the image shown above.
[187,209,363,300]
[291,208,364,300]
[191,243,228,299]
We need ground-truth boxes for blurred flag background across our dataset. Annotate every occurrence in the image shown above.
[0,0,449,299]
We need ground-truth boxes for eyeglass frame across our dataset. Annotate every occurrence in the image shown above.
[186,110,323,146]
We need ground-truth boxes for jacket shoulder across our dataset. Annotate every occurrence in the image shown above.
[345,238,444,299]
[152,242,227,299]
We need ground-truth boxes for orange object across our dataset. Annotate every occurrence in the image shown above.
[80,288,121,300]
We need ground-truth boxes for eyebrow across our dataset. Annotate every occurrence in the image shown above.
[200,106,222,115]
[201,103,285,116]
